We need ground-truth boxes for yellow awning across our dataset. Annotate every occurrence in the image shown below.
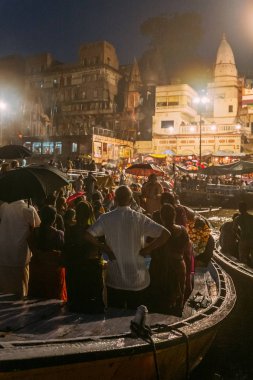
[149,154,167,159]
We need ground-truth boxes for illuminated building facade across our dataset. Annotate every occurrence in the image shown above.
[145,34,243,158]
[1,35,253,162]
[0,41,138,162]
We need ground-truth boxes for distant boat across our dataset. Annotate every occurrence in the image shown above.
[0,262,235,380]
[214,246,253,303]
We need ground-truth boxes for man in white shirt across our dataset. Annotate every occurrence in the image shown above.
[0,200,41,298]
[87,185,170,309]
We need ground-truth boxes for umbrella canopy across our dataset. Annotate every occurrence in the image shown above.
[162,150,175,156]
[0,165,69,202]
[66,191,85,204]
[125,163,164,177]
[0,144,32,159]
[175,165,199,174]
[224,160,253,174]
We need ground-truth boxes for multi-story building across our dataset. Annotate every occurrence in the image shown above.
[135,34,246,159]
[0,41,138,163]
[1,35,253,163]
[22,41,135,162]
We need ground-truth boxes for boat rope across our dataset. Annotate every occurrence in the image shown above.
[130,320,161,380]
[150,323,190,380]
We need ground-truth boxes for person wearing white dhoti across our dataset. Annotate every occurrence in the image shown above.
[0,200,40,297]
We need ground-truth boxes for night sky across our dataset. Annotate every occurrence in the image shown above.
[0,0,253,73]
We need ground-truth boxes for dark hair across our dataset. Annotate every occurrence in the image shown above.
[160,203,176,228]
[194,217,206,229]
[75,201,94,225]
[73,195,85,208]
[37,206,57,249]
[56,196,66,210]
[92,192,100,202]
[148,174,157,181]
[45,193,57,206]
[115,185,132,206]
[64,208,76,225]
[160,192,175,206]
[238,201,248,213]
[40,205,57,226]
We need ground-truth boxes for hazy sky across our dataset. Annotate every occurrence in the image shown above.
[0,0,253,73]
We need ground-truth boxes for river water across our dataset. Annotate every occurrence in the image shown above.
[190,208,253,380]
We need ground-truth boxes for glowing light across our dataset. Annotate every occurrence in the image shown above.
[235,124,241,130]
[193,95,210,105]
[210,123,217,131]
[0,101,7,111]
[168,126,174,134]
[189,125,196,132]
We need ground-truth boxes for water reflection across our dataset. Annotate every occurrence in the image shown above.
[196,208,234,229]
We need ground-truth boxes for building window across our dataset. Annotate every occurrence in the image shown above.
[32,142,42,154]
[55,142,62,154]
[72,143,78,153]
[229,105,233,113]
[93,89,98,98]
[161,120,174,129]
[53,79,58,88]
[167,96,179,106]
[42,142,54,155]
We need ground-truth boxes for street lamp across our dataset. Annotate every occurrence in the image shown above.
[235,123,241,131]
[193,94,209,165]
[0,101,7,146]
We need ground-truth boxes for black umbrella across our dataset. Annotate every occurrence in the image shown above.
[0,144,32,159]
[0,165,69,202]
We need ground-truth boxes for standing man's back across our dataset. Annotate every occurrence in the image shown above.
[87,185,170,309]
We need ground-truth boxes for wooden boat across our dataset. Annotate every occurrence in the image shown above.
[214,246,253,287]
[214,245,253,315]
[213,246,253,363]
[179,187,253,208]
[0,262,235,380]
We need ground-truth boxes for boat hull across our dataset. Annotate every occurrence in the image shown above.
[214,249,253,357]
[179,190,253,208]
[0,262,236,380]
[0,330,216,380]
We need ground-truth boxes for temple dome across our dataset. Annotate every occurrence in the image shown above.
[214,34,237,79]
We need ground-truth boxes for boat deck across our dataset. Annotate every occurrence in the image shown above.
[0,269,217,345]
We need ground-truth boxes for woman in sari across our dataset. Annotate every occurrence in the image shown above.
[28,205,66,301]
[149,203,192,316]
[64,201,104,313]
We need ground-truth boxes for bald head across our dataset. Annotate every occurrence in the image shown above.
[115,185,132,206]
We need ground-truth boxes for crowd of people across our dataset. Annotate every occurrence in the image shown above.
[0,163,218,316]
